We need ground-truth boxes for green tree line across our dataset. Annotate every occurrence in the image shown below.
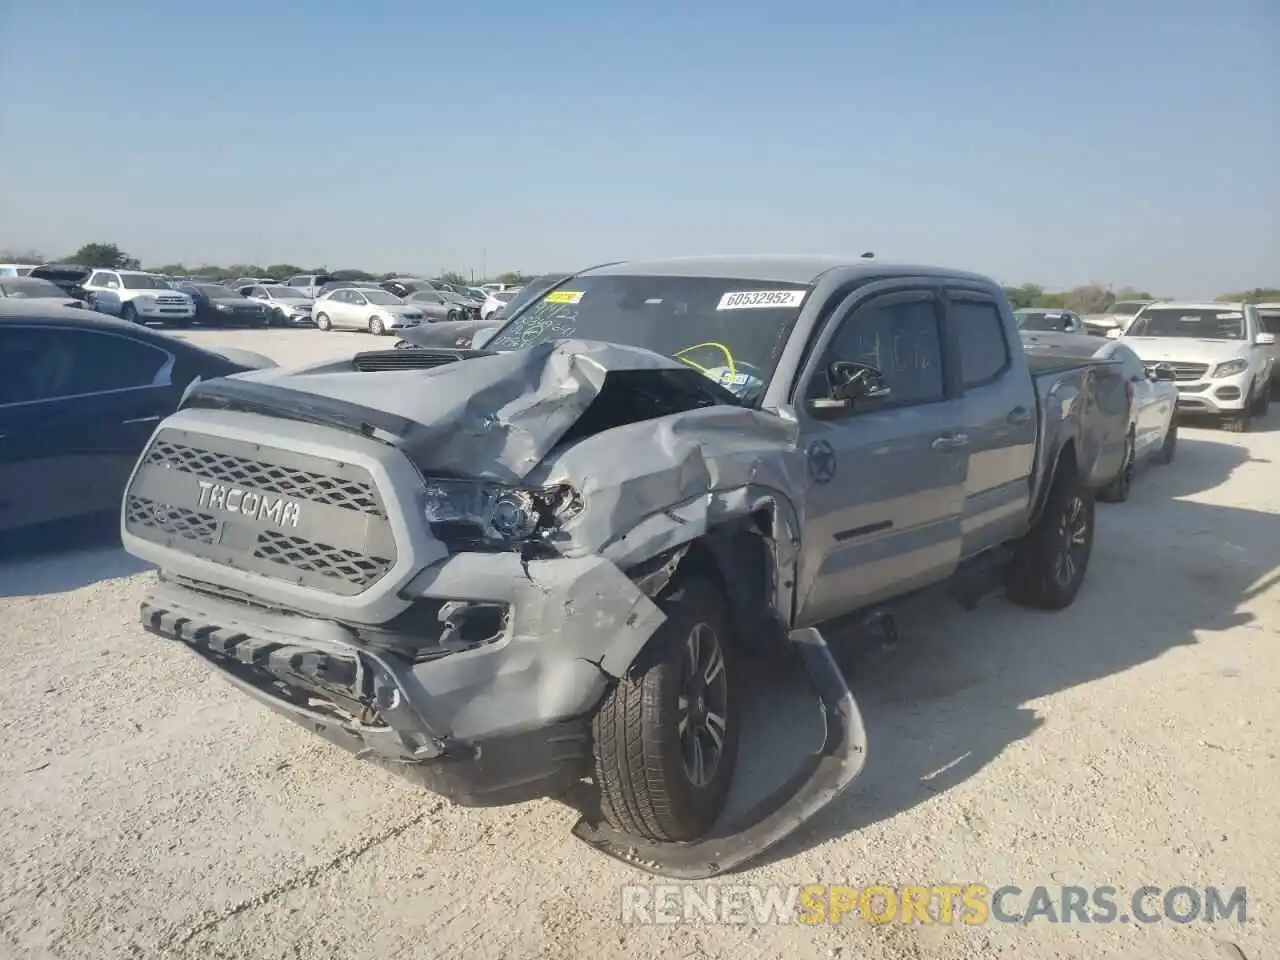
[5,243,1274,304]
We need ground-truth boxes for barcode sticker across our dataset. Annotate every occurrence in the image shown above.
[716,290,807,310]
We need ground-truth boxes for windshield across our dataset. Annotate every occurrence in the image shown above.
[1015,310,1072,332]
[1,278,67,298]
[493,290,516,303]
[1110,301,1150,318]
[121,274,172,290]
[488,274,812,403]
[363,290,403,305]
[1126,307,1246,340]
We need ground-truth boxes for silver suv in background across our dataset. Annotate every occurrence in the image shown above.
[1118,301,1275,431]
[1255,302,1280,384]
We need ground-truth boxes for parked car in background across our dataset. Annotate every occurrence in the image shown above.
[84,269,197,326]
[0,300,275,540]
[238,284,316,326]
[228,276,276,288]
[479,288,516,320]
[1082,299,1161,337]
[28,264,93,300]
[283,273,337,298]
[1254,302,1280,384]
[1118,301,1274,432]
[403,289,480,322]
[1014,308,1085,334]
[317,279,384,297]
[0,277,85,308]
[172,282,271,328]
[0,263,38,277]
[312,286,425,334]
[1021,330,1178,500]
[491,273,574,324]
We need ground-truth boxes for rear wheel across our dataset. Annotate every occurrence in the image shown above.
[592,575,739,842]
[1008,457,1094,610]
[315,312,332,331]
[1097,430,1134,503]
[369,315,386,336]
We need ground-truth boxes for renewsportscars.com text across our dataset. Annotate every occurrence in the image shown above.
[620,884,1247,926]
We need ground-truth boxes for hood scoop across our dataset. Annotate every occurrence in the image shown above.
[351,346,493,372]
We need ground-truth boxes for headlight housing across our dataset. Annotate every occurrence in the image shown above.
[421,480,583,549]
[1211,358,1248,378]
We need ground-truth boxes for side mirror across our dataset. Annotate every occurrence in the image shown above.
[808,361,890,412]
[1255,332,1276,346]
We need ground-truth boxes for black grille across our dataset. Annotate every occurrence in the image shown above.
[126,496,217,544]
[145,441,382,514]
[253,531,391,587]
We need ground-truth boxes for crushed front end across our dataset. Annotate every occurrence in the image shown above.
[122,405,666,806]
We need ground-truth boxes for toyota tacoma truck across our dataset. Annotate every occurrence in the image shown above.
[119,257,1129,878]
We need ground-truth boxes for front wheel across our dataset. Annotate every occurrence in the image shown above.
[369,315,386,336]
[1223,399,1252,433]
[592,575,739,843]
[315,312,332,331]
[1008,458,1095,611]
[121,303,140,325]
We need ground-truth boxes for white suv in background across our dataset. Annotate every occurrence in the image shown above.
[83,269,196,326]
[1118,301,1275,431]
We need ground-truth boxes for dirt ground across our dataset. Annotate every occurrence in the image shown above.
[2,327,1277,959]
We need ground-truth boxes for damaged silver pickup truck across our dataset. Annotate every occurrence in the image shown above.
[119,257,1129,878]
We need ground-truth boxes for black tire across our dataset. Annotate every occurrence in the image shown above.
[447,310,460,323]
[315,312,332,331]
[271,308,285,327]
[1008,457,1095,611]
[1155,421,1177,464]
[121,303,140,325]
[369,315,386,336]
[592,574,740,843]
[1223,400,1251,433]
[1097,430,1134,503]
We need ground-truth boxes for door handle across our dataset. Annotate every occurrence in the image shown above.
[932,431,969,450]
[1006,406,1032,425]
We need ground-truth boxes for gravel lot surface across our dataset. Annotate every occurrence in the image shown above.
[3,327,1277,959]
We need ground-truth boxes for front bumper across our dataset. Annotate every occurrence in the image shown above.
[137,546,665,805]
[1173,372,1250,415]
[135,304,196,321]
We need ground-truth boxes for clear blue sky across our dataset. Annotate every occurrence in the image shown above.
[2,0,1276,295]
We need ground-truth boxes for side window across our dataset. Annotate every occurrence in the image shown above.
[0,328,170,404]
[351,292,368,305]
[952,299,1010,388]
[1259,312,1280,335]
[103,272,121,289]
[820,297,945,407]
[87,271,109,287]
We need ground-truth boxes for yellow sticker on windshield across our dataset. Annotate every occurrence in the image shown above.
[544,290,584,305]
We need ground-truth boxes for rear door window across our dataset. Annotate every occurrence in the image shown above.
[0,327,172,405]
[952,299,1011,388]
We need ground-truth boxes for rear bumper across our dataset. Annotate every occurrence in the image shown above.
[141,579,597,805]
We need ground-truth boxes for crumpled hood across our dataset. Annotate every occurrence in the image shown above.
[197,339,738,484]
[1121,336,1249,364]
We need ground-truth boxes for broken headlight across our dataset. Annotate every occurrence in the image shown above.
[421,480,583,547]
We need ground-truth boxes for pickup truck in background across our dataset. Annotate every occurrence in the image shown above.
[117,256,1129,878]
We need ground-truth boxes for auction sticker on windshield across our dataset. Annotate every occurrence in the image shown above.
[717,290,807,310]
[544,290,584,305]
